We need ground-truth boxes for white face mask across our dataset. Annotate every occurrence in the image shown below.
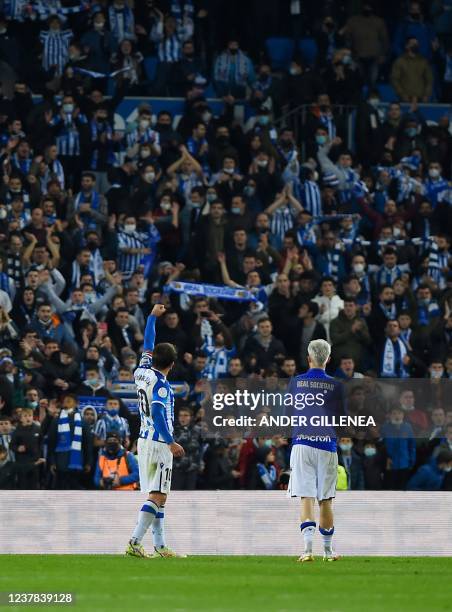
[223,167,234,175]
[94,21,105,30]
[429,168,440,178]
[364,447,377,457]
[257,159,268,168]
[0,208,7,220]
[339,442,353,452]
[353,263,365,273]
[144,172,155,183]
[202,111,212,123]
[63,103,74,113]
[140,149,151,158]
[139,119,150,130]
[160,202,171,212]
[124,224,136,233]
[431,369,444,379]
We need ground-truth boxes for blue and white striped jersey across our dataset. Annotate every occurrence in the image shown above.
[135,355,175,443]
[39,29,73,76]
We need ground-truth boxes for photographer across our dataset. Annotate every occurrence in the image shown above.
[94,432,139,491]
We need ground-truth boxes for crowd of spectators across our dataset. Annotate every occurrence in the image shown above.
[0,0,451,492]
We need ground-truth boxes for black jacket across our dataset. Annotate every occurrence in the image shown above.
[11,422,42,463]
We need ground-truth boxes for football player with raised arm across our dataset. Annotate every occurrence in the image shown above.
[126,304,186,559]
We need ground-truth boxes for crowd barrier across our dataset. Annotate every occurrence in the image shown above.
[1,491,451,556]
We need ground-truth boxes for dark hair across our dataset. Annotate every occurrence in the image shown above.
[437,450,452,465]
[106,431,121,441]
[306,301,319,317]
[152,342,177,370]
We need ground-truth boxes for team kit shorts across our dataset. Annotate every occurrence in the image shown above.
[288,444,338,500]
[137,437,173,494]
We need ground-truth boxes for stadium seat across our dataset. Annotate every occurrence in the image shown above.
[298,37,318,67]
[144,56,158,82]
[377,83,397,102]
[265,37,295,70]
[203,83,216,98]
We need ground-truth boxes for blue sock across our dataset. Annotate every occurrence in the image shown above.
[300,521,316,554]
[319,526,334,554]
[152,506,166,549]
[131,501,158,544]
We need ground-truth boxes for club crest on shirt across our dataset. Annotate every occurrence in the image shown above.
[158,386,168,398]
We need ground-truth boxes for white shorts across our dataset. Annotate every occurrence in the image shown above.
[288,444,338,500]
[137,437,173,495]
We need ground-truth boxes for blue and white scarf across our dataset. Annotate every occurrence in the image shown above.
[55,409,83,470]
[108,4,135,42]
[381,338,409,378]
[338,168,359,204]
[166,280,257,302]
[214,50,251,86]
[325,247,342,281]
[417,300,440,326]
[74,190,100,231]
[256,462,277,490]
[428,239,449,289]
[0,272,11,297]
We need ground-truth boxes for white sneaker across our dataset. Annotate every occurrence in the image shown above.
[323,551,340,562]
[297,553,315,563]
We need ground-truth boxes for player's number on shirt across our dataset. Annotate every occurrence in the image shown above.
[137,389,150,417]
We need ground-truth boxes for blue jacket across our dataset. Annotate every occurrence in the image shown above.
[381,421,416,469]
[30,317,75,347]
[407,463,445,491]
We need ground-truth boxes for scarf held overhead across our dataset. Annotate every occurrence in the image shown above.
[166,281,257,302]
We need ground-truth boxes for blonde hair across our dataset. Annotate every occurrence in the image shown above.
[307,339,331,367]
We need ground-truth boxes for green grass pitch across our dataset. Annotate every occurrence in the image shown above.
[1,556,451,611]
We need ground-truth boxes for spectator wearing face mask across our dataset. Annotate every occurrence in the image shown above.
[393,2,438,60]
[324,48,363,106]
[283,58,324,109]
[391,37,433,102]
[340,3,389,86]
[81,11,116,75]
[94,397,130,449]
[424,162,449,208]
[355,89,385,166]
[117,215,153,280]
[407,450,452,490]
[213,39,255,98]
[381,406,416,490]
[94,431,138,490]
[126,105,161,159]
[337,436,365,490]
[362,441,385,489]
